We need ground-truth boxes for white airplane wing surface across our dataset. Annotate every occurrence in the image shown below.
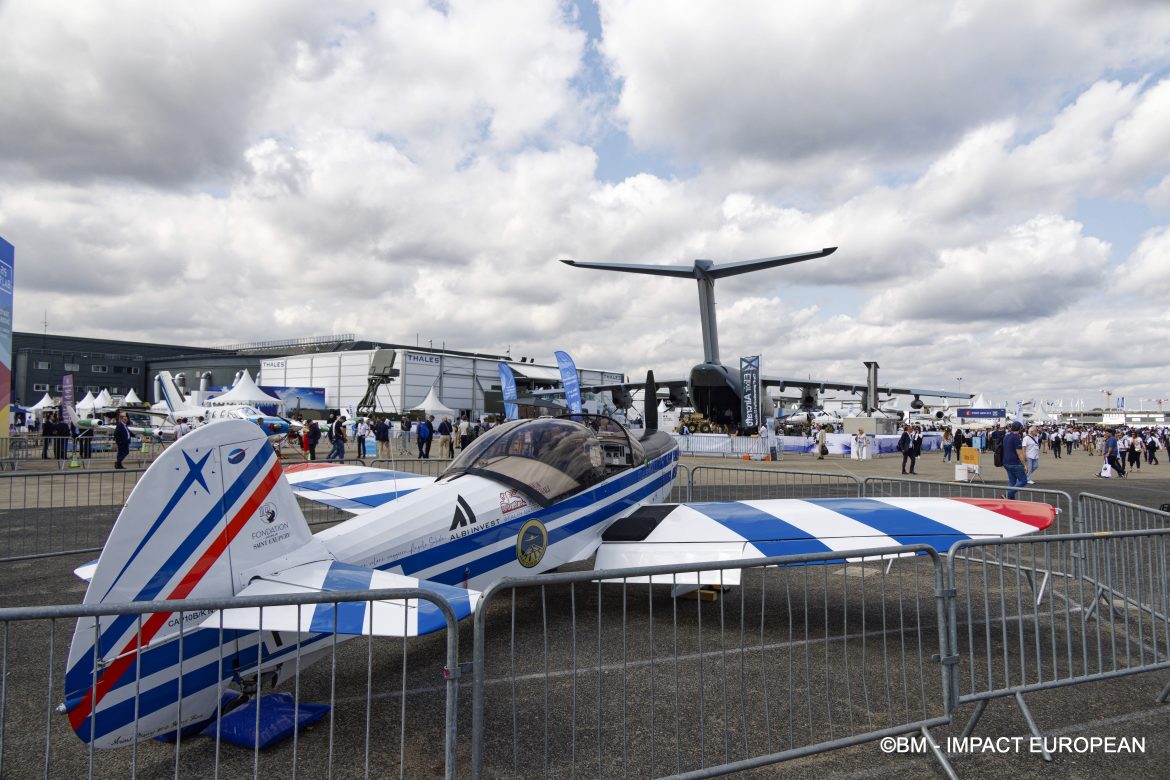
[201,559,480,638]
[284,463,435,515]
[594,497,1054,583]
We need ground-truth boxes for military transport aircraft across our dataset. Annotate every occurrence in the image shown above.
[560,250,971,426]
[65,385,1053,748]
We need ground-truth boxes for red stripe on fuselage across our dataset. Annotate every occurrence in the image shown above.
[284,463,343,474]
[950,497,1055,530]
[68,459,284,732]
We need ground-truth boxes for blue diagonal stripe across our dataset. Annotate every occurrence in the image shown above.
[293,470,418,491]
[690,502,834,558]
[809,498,970,551]
[310,562,375,634]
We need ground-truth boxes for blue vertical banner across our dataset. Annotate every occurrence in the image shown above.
[0,237,12,441]
[498,363,518,421]
[62,375,75,429]
[740,355,760,429]
[554,350,583,415]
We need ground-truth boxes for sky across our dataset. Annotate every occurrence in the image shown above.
[2,0,1170,410]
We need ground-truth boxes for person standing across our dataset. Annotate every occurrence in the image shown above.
[53,414,70,460]
[1002,420,1028,498]
[815,424,827,460]
[355,417,371,459]
[327,415,347,461]
[458,416,471,450]
[398,417,412,454]
[306,420,321,461]
[114,413,132,469]
[942,428,954,462]
[911,425,923,472]
[41,413,55,459]
[954,428,966,463]
[1023,426,1041,485]
[374,417,391,458]
[1127,431,1142,472]
[1103,428,1125,478]
[897,425,915,474]
[417,416,434,459]
[437,417,453,458]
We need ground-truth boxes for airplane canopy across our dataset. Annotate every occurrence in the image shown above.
[206,371,280,408]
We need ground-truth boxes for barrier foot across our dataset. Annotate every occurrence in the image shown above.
[920,726,959,780]
[960,699,988,739]
[1014,693,1052,762]
[1022,569,1051,607]
[1157,679,1170,704]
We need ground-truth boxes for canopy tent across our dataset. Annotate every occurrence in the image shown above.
[94,389,114,409]
[75,391,98,413]
[410,386,457,419]
[968,393,993,410]
[123,388,144,405]
[206,371,281,409]
[28,393,57,411]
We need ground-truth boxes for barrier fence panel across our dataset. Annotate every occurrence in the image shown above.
[945,529,1170,757]
[9,437,173,470]
[864,477,1077,536]
[1078,493,1170,534]
[0,469,147,563]
[470,547,955,779]
[0,588,463,779]
[690,466,862,502]
[368,458,453,478]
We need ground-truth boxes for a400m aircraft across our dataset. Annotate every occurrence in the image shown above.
[65,379,1054,748]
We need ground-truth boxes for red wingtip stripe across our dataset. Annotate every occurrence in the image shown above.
[284,462,342,474]
[951,497,1055,530]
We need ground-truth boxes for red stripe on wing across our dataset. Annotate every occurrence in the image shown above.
[951,498,1055,530]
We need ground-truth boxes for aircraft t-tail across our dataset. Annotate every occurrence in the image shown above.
[65,384,1053,747]
[560,250,971,425]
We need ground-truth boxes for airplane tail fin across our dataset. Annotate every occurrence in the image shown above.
[156,370,193,413]
[64,420,317,747]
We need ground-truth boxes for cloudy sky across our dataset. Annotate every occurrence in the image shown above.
[3,0,1170,409]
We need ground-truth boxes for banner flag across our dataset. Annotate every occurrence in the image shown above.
[0,237,12,440]
[62,375,75,424]
[498,363,518,421]
[740,355,760,429]
[554,350,583,415]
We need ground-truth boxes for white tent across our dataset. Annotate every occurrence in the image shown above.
[123,388,143,405]
[94,389,114,409]
[206,371,281,409]
[969,393,993,409]
[410,386,457,419]
[28,393,58,411]
[75,391,97,413]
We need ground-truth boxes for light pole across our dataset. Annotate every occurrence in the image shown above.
[956,377,962,395]
[1101,389,1112,410]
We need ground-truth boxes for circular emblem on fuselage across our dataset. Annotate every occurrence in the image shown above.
[516,519,548,568]
[228,448,246,464]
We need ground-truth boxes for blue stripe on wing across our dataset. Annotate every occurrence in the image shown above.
[310,562,375,633]
[292,470,419,491]
[808,498,971,551]
[689,502,834,558]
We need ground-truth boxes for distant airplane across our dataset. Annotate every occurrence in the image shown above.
[65,381,1053,748]
[560,250,971,427]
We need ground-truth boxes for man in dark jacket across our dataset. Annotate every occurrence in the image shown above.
[417,416,434,459]
[307,420,321,461]
[897,425,916,474]
[114,413,132,469]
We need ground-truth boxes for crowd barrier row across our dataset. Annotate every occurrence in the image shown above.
[671,432,944,459]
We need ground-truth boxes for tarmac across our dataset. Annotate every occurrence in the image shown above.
[0,445,1166,778]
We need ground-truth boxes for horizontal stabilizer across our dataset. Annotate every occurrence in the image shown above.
[596,497,1054,572]
[74,560,98,583]
[284,463,434,515]
[204,560,480,637]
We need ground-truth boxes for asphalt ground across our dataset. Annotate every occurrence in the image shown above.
[0,447,1166,778]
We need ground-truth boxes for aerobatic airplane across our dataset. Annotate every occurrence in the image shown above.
[64,384,1054,748]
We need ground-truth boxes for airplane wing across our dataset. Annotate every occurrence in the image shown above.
[284,463,435,515]
[762,376,971,400]
[593,497,1053,582]
[200,559,480,638]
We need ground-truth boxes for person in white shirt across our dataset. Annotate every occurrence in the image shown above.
[174,417,191,439]
[1023,426,1041,484]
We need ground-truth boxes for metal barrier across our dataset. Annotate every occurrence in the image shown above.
[690,465,862,502]
[1078,493,1170,534]
[0,469,147,562]
[944,528,1170,760]
[368,458,452,478]
[12,437,173,470]
[0,588,463,779]
[864,477,1077,535]
[470,546,955,779]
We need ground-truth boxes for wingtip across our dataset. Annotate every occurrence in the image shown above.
[559,258,576,266]
[824,247,838,255]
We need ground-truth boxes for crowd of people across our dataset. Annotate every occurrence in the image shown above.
[296,413,505,462]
